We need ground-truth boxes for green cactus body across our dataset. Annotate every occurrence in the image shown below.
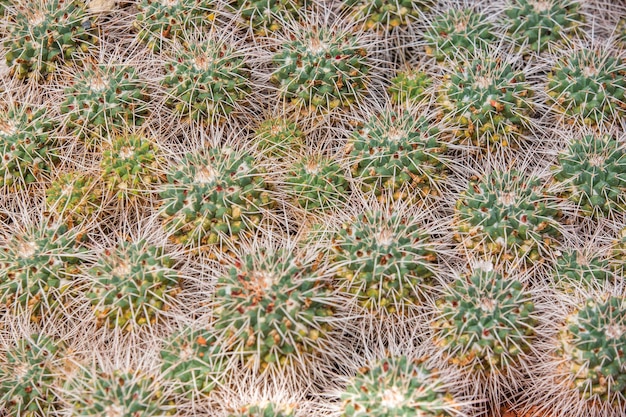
[213,249,335,372]
[271,29,369,112]
[346,111,446,203]
[0,105,58,189]
[159,147,273,251]
[160,327,224,398]
[423,8,495,62]
[552,249,613,290]
[45,172,101,225]
[552,134,626,217]
[134,0,217,52]
[610,228,626,273]
[331,211,437,314]
[3,0,97,80]
[86,240,180,331]
[232,0,306,35]
[504,0,583,54]
[0,334,63,417]
[340,356,459,417]
[162,41,250,123]
[439,58,534,148]
[388,68,432,105]
[546,49,626,126]
[342,0,431,31]
[557,296,626,406]
[455,170,561,262]
[432,271,537,374]
[253,118,304,160]
[229,402,295,417]
[60,64,149,141]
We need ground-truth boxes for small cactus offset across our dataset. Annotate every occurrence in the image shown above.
[45,171,102,225]
[252,117,304,160]
[342,0,432,32]
[232,0,306,35]
[387,68,432,105]
[86,240,180,331]
[229,402,295,417]
[3,0,97,80]
[552,249,614,290]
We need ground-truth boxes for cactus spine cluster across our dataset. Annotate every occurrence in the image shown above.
[342,0,431,31]
[228,402,295,417]
[252,117,304,160]
[552,249,613,290]
[387,68,432,105]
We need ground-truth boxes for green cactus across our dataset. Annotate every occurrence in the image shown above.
[229,402,295,417]
[546,49,626,126]
[160,326,224,398]
[331,210,437,314]
[439,57,535,148]
[86,240,180,331]
[213,248,335,372]
[340,355,460,417]
[557,296,626,406]
[617,18,626,48]
[161,40,251,123]
[455,170,561,263]
[346,111,446,203]
[271,28,370,112]
[0,105,58,190]
[252,117,304,160]
[610,227,626,273]
[45,171,102,225]
[552,249,613,290]
[388,68,432,105]
[423,8,495,62]
[552,134,626,217]
[231,0,306,35]
[342,0,432,31]
[432,270,537,374]
[504,0,584,54]
[3,0,97,80]
[159,147,273,252]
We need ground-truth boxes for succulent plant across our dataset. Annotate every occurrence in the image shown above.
[45,171,102,225]
[423,8,495,62]
[552,249,613,290]
[342,0,432,31]
[162,40,250,123]
[271,28,370,112]
[546,49,626,126]
[610,227,626,273]
[229,402,295,417]
[159,147,273,252]
[387,68,432,105]
[60,64,150,142]
[455,170,561,263]
[617,18,626,48]
[0,104,58,190]
[213,248,335,372]
[0,334,64,417]
[552,134,626,217]
[3,0,97,80]
[86,240,180,331]
[431,270,537,375]
[232,0,306,35]
[252,117,304,160]
[439,57,535,148]
[346,111,447,203]
[331,210,437,314]
[503,0,584,54]
[340,355,460,417]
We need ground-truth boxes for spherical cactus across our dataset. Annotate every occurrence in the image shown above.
[431,270,537,375]
[159,147,273,252]
[330,210,437,315]
[271,28,370,113]
[342,0,431,31]
[212,248,336,373]
[232,0,306,35]
[340,355,461,417]
[3,0,97,80]
[0,334,64,417]
[546,48,626,126]
[552,134,626,217]
[454,170,561,263]
[503,0,584,54]
[161,40,251,123]
[387,68,432,105]
[345,110,447,203]
[45,171,102,225]
[438,57,535,148]
[423,8,495,62]
[229,402,295,417]
[252,117,304,160]
[85,240,181,331]
[0,104,58,190]
[552,249,613,290]
[60,64,150,142]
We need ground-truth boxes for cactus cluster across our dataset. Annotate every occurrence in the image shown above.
[45,171,101,225]
[342,0,431,31]
[387,68,432,105]
[252,117,304,160]
[552,249,613,290]
[232,0,305,35]
[228,402,295,417]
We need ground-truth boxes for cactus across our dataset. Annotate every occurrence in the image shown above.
[0,334,64,417]
[0,105,58,190]
[60,64,150,142]
[346,111,446,203]
[212,248,335,372]
[271,28,370,113]
[546,48,626,126]
[455,170,561,263]
[340,355,460,417]
[342,0,432,31]
[438,56,535,148]
[552,249,613,290]
[617,18,626,48]
[423,8,495,62]
[552,134,626,217]
[252,117,304,160]
[431,270,537,375]
[503,0,584,54]
[159,147,273,251]
[231,0,306,35]
[229,402,295,417]
[45,171,102,225]
[161,40,251,123]
[3,0,97,80]
[331,210,437,315]
[387,68,432,105]
[86,240,180,331]
[610,227,626,273]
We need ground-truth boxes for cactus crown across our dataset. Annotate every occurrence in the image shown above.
[228,402,295,417]
[232,0,306,35]
[45,171,101,224]
[342,0,431,31]
[552,249,613,290]
[388,68,432,105]
[253,117,304,160]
